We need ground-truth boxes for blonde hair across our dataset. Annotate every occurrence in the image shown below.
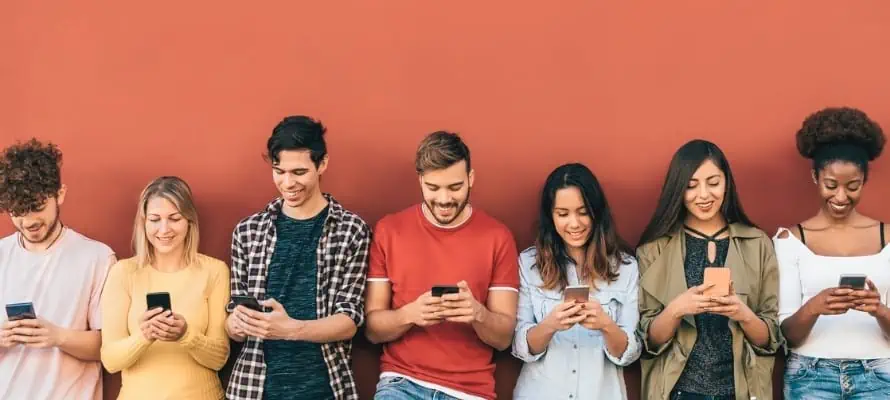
[132,176,200,267]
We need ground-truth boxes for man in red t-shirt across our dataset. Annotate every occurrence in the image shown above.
[365,131,520,400]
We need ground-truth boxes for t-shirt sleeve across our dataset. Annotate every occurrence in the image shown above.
[89,247,117,330]
[490,229,520,291]
[367,220,389,281]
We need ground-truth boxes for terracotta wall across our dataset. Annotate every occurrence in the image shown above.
[3,2,889,399]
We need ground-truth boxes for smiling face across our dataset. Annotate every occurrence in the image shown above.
[552,186,592,251]
[272,149,327,210]
[144,195,190,256]
[684,159,726,223]
[815,161,864,220]
[418,160,474,226]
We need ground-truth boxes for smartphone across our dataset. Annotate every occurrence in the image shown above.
[563,285,590,303]
[146,292,172,312]
[5,302,36,321]
[231,295,263,312]
[703,267,731,297]
[839,274,867,290]
[431,285,460,297]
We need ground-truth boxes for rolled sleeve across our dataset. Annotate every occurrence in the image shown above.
[635,247,673,358]
[511,252,546,363]
[748,236,784,355]
[332,223,371,327]
[605,258,642,366]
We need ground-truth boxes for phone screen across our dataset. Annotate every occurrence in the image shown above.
[839,275,867,290]
[5,302,36,321]
[146,292,172,312]
[431,285,460,297]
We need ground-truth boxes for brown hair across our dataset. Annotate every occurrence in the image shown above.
[0,138,63,215]
[534,163,632,290]
[415,131,471,174]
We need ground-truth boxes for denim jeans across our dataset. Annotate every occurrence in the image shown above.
[669,390,733,400]
[785,352,890,399]
[374,376,461,400]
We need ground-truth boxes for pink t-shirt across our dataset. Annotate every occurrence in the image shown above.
[0,228,114,400]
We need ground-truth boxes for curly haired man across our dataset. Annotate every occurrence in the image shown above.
[0,138,116,400]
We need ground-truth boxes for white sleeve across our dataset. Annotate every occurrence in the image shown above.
[774,228,802,324]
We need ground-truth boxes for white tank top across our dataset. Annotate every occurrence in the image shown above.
[774,226,890,359]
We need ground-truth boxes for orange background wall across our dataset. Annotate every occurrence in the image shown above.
[3,2,890,399]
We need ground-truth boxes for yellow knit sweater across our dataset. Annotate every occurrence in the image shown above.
[100,254,230,400]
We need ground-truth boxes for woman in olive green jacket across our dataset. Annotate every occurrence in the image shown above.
[636,140,783,400]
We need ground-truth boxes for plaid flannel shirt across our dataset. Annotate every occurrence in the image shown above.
[225,194,371,400]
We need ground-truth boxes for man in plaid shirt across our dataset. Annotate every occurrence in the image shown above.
[223,115,371,400]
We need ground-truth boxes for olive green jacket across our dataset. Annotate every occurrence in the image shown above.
[636,223,783,400]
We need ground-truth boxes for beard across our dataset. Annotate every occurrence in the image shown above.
[19,212,61,245]
[424,192,471,226]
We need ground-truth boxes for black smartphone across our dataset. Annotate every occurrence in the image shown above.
[431,285,460,297]
[5,302,36,321]
[146,292,172,312]
[231,295,263,312]
[839,274,867,290]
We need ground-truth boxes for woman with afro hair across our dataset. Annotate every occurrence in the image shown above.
[775,106,890,398]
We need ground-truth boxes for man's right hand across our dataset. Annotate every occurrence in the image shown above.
[1,321,17,348]
[804,287,856,316]
[400,291,445,327]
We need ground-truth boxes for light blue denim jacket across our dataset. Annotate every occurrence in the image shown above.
[512,246,642,400]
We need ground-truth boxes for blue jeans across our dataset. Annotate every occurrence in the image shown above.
[785,352,890,399]
[374,376,461,400]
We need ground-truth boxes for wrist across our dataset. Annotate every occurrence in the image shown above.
[473,303,488,325]
[396,304,416,327]
[665,303,683,321]
[54,326,71,348]
[601,318,620,335]
[286,318,305,341]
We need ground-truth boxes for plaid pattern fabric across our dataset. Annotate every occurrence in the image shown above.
[225,194,371,400]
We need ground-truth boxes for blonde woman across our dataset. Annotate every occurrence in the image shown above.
[100,176,230,399]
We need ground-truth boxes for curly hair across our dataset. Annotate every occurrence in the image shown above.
[0,138,63,215]
[796,107,886,180]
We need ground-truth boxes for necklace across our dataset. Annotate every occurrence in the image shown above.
[20,222,66,251]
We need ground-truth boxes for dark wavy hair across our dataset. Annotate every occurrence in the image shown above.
[0,138,63,215]
[534,163,632,290]
[638,139,755,246]
[265,115,328,167]
[796,106,885,181]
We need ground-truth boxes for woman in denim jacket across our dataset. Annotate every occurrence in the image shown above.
[512,163,642,400]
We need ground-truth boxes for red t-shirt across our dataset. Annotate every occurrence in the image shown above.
[368,204,520,399]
